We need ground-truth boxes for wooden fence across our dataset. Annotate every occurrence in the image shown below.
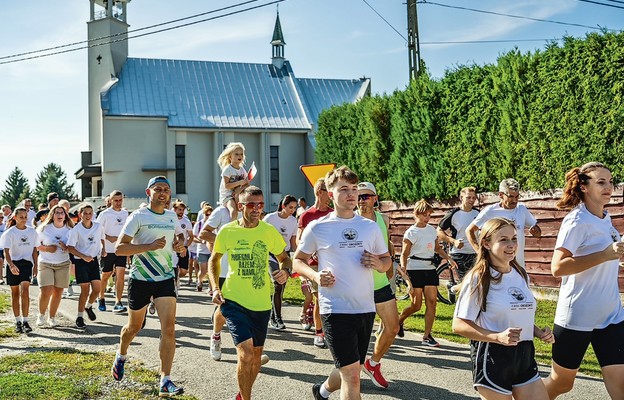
[380,188,624,291]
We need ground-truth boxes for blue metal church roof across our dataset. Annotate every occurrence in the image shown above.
[101,58,369,130]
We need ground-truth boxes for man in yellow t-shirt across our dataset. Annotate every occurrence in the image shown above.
[209,186,292,400]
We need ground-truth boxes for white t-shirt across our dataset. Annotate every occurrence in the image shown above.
[193,219,211,255]
[97,208,129,254]
[472,203,537,268]
[205,205,232,278]
[455,267,536,342]
[403,224,438,270]
[219,164,247,203]
[298,213,388,314]
[67,221,105,258]
[554,204,624,331]
[0,226,38,262]
[27,209,37,227]
[439,209,479,255]
[177,215,193,245]
[263,212,297,252]
[37,225,71,264]
[120,207,183,282]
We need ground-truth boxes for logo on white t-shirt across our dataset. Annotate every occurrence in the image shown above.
[508,287,527,302]
[54,235,61,240]
[280,225,287,233]
[88,235,95,242]
[343,228,358,241]
[20,236,28,243]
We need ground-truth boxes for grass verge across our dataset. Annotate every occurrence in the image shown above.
[283,277,601,377]
[0,348,198,400]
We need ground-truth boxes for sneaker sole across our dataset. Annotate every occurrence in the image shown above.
[361,365,388,389]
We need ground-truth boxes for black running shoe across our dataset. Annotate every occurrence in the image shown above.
[22,321,32,333]
[312,383,329,400]
[85,306,97,321]
[397,323,405,338]
[15,321,23,334]
[76,317,87,329]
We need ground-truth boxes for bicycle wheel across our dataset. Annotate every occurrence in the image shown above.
[394,274,410,301]
[436,262,457,305]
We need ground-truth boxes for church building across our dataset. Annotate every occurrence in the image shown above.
[75,0,371,209]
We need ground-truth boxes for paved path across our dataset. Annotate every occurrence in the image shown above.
[1,284,610,399]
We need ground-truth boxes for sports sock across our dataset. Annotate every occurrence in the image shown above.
[320,380,332,397]
[160,375,171,386]
[368,359,379,367]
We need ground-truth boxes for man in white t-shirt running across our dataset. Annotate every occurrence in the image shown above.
[437,186,480,301]
[466,179,541,268]
[294,166,391,400]
[97,190,130,313]
[111,176,186,397]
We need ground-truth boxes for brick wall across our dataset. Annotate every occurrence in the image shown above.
[380,187,624,291]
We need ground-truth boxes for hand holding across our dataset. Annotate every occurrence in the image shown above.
[316,269,335,287]
[497,327,522,346]
[151,236,167,250]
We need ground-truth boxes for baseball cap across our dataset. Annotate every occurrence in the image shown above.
[147,176,170,189]
[357,182,377,195]
[47,192,60,202]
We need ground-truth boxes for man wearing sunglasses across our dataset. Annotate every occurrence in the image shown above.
[356,182,399,389]
[209,186,292,400]
[466,178,541,268]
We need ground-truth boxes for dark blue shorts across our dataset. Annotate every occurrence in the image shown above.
[220,299,271,347]
[74,258,101,284]
[6,259,33,286]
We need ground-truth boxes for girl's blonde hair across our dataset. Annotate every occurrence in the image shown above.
[37,204,74,232]
[217,142,246,169]
[412,199,433,215]
[468,217,527,312]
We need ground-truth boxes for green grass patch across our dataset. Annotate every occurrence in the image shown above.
[0,348,198,399]
[0,292,11,313]
[282,277,601,377]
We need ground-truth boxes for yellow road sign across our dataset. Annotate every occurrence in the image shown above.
[300,163,336,187]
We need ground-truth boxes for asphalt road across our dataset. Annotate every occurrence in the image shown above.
[1,283,610,400]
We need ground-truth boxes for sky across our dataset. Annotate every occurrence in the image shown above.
[0,0,622,198]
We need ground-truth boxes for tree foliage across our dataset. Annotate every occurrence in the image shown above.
[33,163,77,205]
[315,31,624,202]
[0,167,31,208]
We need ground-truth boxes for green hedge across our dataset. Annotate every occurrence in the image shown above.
[315,31,624,202]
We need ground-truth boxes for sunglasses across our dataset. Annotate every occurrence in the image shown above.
[358,194,375,201]
[241,202,264,210]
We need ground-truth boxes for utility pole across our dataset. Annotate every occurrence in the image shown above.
[407,0,421,81]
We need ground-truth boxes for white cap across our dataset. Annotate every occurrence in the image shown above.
[357,182,377,195]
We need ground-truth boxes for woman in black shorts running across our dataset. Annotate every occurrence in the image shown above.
[453,218,554,399]
[543,162,624,399]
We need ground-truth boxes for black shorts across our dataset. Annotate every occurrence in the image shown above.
[553,321,624,369]
[6,260,33,286]
[407,269,439,289]
[74,258,101,284]
[127,278,176,311]
[321,312,375,368]
[101,253,127,273]
[374,284,395,304]
[177,249,189,270]
[220,299,271,347]
[471,340,540,395]
[219,277,226,288]
[451,253,476,280]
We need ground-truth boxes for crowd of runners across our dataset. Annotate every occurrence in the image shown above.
[1,144,623,400]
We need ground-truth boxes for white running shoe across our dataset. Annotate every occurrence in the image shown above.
[48,317,58,328]
[260,354,270,365]
[210,335,222,361]
[36,314,46,327]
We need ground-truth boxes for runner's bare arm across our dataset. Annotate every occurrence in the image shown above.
[466,223,480,252]
[273,251,292,285]
[115,234,165,256]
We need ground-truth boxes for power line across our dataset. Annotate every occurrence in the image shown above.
[419,1,612,31]
[576,0,624,9]
[361,0,407,42]
[0,0,285,65]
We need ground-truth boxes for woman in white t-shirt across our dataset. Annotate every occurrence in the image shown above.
[398,199,456,347]
[1,207,38,334]
[453,217,554,399]
[263,195,298,330]
[35,204,74,328]
[543,162,624,399]
[192,203,213,292]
